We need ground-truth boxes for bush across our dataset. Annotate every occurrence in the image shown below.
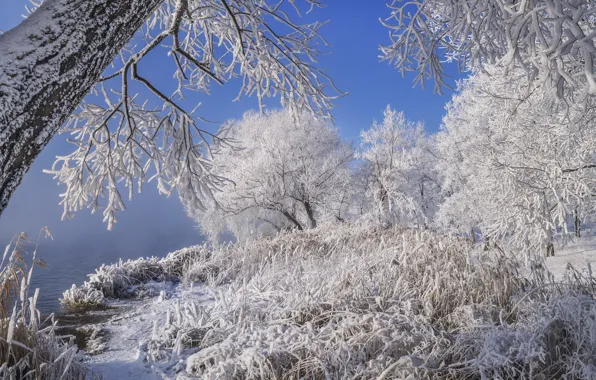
[60,246,207,311]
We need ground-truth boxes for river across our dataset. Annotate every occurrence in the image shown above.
[24,235,203,315]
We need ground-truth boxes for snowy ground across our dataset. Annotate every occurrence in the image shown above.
[546,235,596,280]
[79,283,214,380]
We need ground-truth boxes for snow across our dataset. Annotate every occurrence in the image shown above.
[546,235,596,280]
[81,283,214,380]
[381,0,596,98]
[61,226,596,379]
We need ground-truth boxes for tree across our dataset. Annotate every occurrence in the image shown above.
[0,0,339,228]
[190,109,353,242]
[436,66,596,257]
[358,106,441,228]
[381,0,596,99]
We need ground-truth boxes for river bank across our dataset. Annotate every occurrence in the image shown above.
[52,225,596,379]
[55,282,213,379]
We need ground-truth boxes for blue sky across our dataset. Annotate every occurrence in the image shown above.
[0,1,461,255]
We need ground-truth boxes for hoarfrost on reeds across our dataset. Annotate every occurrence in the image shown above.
[141,224,590,379]
[63,224,596,379]
[61,245,208,311]
[0,229,93,380]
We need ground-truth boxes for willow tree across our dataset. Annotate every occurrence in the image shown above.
[0,0,339,228]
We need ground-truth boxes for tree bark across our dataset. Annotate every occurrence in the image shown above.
[575,208,581,238]
[546,242,555,257]
[302,200,317,229]
[0,0,163,216]
[377,181,389,225]
[280,210,304,231]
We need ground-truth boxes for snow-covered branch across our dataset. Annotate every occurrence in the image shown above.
[381,0,596,98]
[436,66,596,256]
[36,0,339,229]
[0,0,341,226]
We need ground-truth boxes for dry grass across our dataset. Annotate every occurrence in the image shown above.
[60,250,200,311]
[0,229,93,379]
[144,225,546,378]
[62,224,596,379]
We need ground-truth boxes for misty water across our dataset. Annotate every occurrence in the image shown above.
[0,148,206,316]
[26,235,204,315]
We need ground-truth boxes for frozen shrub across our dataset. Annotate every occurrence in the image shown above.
[431,290,596,379]
[161,245,210,278]
[61,246,208,310]
[61,284,105,311]
[75,324,107,355]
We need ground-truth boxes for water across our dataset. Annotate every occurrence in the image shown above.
[25,236,203,315]
[0,150,206,316]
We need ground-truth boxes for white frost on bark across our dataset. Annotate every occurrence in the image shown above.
[0,0,340,229]
[0,0,162,216]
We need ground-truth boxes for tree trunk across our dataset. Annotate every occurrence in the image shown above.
[542,194,554,257]
[280,210,304,231]
[377,182,389,225]
[0,0,163,216]
[546,242,555,257]
[575,208,581,238]
[302,200,317,229]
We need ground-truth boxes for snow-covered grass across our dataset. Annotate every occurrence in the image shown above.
[65,224,596,379]
[169,225,596,378]
[139,225,540,378]
[0,231,92,379]
[61,246,207,311]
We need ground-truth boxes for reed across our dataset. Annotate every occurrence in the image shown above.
[0,229,93,380]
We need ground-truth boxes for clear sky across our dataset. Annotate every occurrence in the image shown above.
[0,1,461,255]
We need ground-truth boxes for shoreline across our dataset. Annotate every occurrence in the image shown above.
[47,226,596,379]
[56,282,213,379]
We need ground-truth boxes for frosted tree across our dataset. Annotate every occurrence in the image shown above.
[436,66,596,257]
[191,109,354,242]
[0,0,340,228]
[358,106,441,228]
[381,0,596,99]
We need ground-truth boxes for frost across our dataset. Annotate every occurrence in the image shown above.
[358,105,442,228]
[189,108,355,242]
[76,324,107,355]
[436,66,596,258]
[61,246,205,310]
[382,0,596,100]
[0,230,94,379]
[64,225,596,379]
[33,0,341,229]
